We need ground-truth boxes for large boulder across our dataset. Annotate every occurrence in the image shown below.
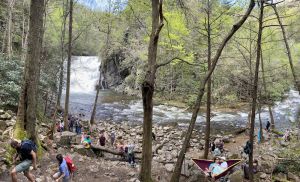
[54,131,77,146]
[0,112,11,120]
[259,154,277,174]
[0,121,7,130]
[288,172,300,182]
[73,145,95,157]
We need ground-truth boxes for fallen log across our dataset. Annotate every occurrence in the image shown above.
[91,145,141,159]
[91,145,123,155]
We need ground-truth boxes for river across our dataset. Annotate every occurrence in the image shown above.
[61,56,300,132]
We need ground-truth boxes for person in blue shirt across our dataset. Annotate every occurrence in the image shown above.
[53,154,70,182]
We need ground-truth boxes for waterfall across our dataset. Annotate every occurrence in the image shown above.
[65,56,101,94]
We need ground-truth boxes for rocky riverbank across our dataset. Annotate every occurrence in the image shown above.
[0,109,300,181]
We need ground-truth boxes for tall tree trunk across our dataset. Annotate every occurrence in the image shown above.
[272,5,300,92]
[204,0,212,159]
[6,0,15,60]
[171,1,255,181]
[90,72,101,126]
[56,0,68,108]
[21,9,29,62]
[15,0,45,142]
[140,1,164,181]
[249,1,264,181]
[64,0,73,131]
[261,50,275,129]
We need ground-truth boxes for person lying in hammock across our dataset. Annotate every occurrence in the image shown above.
[205,157,225,178]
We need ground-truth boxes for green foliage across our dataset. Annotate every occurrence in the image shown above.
[0,56,23,109]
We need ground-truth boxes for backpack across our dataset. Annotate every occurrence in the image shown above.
[64,156,76,173]
[21,140,37,152]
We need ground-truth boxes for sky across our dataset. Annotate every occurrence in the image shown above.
[77,0,128,10]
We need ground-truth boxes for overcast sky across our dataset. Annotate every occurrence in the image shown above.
[77,0,127,10]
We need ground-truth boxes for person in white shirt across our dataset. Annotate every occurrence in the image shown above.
[220,156,228,169]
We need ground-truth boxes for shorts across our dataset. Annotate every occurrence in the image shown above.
[53,172,70,182]
[15,159,32,173]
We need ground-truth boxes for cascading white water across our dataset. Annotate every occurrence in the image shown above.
[66,56,100,94]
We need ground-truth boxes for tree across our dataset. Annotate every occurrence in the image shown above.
[6,0,15,60]
[15,0,45,142]
[272,5,300,93]
[248,0,264,181]
[171,0,255,180]
[56,0,69,109]
[63,0,73,131]
[140,0,164,181]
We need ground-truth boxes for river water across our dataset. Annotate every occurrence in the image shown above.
[61,56,300,132]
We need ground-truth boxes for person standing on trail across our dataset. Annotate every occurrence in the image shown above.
[265,120,270,132]
[98,130,106,147]
[53,154,70,182]
[10,139,37,182]
[110,131,116,146]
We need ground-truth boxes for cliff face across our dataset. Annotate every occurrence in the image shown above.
[101,50,130,89]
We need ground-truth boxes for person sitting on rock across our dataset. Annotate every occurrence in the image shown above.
[212,147,221,157]
[243,159,258,179]
[59,121,64,132]
[10,139,37,182]
[53,154,70,182]
[83,135,92,149]
[220,156,228,169]
[215,138,224,152]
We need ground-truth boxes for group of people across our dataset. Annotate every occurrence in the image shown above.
[98,130,136,167]
[56,114,83,135]
[10,139,75,182]
[205,156,228,179]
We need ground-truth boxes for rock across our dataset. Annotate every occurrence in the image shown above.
[0,112,11,120]
[128,172,136,177]
[54,131,77,146]
[279,140,288,147]
[229,170,243,182]
[260,154,277,174]
[275,172,287,180]
[0,110,4,115]
[0,121,7,130]
[89,165,99,173]
[223,136,230,143]
[129,178,140,182]
[260,172,267,179]
[165,163,174,172]
[73,145,95,157]
[35,177,43,182]
[288,172,300,181]
[199,139,205,146]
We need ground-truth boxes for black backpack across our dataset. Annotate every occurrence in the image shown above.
[21,139,37,152]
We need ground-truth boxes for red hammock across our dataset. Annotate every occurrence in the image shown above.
[192,159,242,180]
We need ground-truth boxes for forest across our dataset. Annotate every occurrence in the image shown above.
[0,0,300,182]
